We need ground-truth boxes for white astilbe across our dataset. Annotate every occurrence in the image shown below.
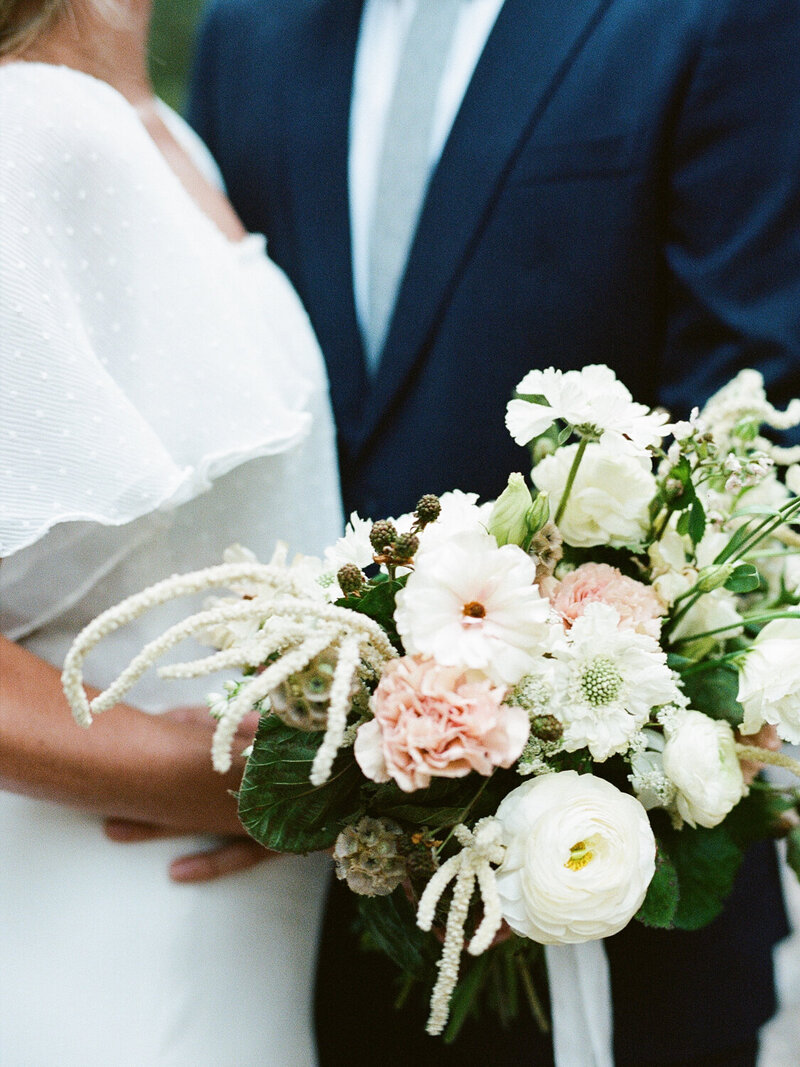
[700,369,800,463]
[416,819,506,1036]
[62,560,396,784]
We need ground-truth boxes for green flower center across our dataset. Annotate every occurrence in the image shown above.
[579,655,623,706]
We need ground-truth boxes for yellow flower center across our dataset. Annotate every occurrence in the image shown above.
[565,839,595,871]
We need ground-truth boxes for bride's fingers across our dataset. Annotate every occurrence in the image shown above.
[104,818,176,842]
[169,839,272,883]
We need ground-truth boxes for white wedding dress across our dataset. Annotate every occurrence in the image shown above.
[0,63,343,1066]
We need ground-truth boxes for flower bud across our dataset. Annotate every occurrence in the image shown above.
[369,519,398,554]
[488,473,535,547]
[337,563,366,595]
[695,562,735,593]
[526,490,550,537]
[414,494,441,527]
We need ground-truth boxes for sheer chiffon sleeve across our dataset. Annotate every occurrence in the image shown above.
[0,64,321,557]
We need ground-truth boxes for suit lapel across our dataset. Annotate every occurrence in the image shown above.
[282,0,368,452]
[357,0,615,452]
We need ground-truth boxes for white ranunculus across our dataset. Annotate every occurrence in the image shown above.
[661,711,746,828]
[494,771,656,944]
[532,441,656,548]
[394,530,554,685]
[738,618,800,744]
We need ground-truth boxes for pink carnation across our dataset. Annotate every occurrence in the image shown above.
[549,562,664,638]
[354,655,530,793]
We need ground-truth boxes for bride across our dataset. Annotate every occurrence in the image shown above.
[0,0,343,1063]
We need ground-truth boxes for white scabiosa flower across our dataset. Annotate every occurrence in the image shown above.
[532,441,657,548]
[506,364,669,451]
[493,771,656,943]
[394,530,554,685]
[661,710,747,828]
[551,603,680,760]
[323,512,375,572]
[738,618,800,744]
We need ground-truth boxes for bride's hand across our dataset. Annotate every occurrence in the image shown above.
[103,704,270,883]
[104,818,272,882]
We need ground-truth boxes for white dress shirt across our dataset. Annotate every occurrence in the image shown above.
[349,0,505,337]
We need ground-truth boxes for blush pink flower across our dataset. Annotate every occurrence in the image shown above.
[549,562,664,639]
[354,655,530,793]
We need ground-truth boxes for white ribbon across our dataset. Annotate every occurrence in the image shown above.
[545,940,614,1067]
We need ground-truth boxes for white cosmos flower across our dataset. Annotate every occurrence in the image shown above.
[394,530,554,685]
[551,603,680,760]
[661,710,746,828]
[532,440,656,548]
[506,364,669,451]
[738,618,800,744]
[494,770,656,944]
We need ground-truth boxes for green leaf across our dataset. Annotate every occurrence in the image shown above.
[653,814,743,931]
[337,576,405,648]
[786,825,800,882]
[724,563,761,594]
[636,844,679,928]
[376,804,470,829]
[678,663,744,728]
[687,498,707,545]
[713,521,759,565]
[653,786,793,932]
[443,952,493,1043]
[238,715,362,852]
[368,776,477,831]
[356,890,435,980]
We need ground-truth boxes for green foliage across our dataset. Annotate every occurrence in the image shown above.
[724,562,761,594]
[356,890,436,981]
[786,824,800,882]
[149,0,206,111]
[238,716,362,852]
[369,777,477,832]
[651,787,793,931]
[337,575,406,649]
[677,661,744,728]
[667,456,707,545]
[636,845,679,928]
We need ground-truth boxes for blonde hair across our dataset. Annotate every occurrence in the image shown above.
[0,0,69,55]
[0,0,120,57]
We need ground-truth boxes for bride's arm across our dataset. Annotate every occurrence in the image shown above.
[0,633,248,835]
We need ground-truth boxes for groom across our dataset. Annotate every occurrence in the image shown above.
[188,0,800,1063]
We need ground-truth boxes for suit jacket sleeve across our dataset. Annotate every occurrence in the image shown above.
[659,0,800,424]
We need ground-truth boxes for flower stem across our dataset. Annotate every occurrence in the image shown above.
[553,436,588,527]
[517,956,550,1033]
[670,609,800,646]
[735,744,800,781]
[435,778,491,857]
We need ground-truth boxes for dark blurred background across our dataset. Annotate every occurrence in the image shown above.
[149,0,206,111]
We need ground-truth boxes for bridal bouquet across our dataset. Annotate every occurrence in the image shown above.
[63,365,800,1039]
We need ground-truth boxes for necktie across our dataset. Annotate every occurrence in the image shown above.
[365,0,463,369]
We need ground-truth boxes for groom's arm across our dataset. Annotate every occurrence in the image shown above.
[657,0,800,421]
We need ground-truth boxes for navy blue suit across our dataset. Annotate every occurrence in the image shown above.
[189,0,798,1061]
